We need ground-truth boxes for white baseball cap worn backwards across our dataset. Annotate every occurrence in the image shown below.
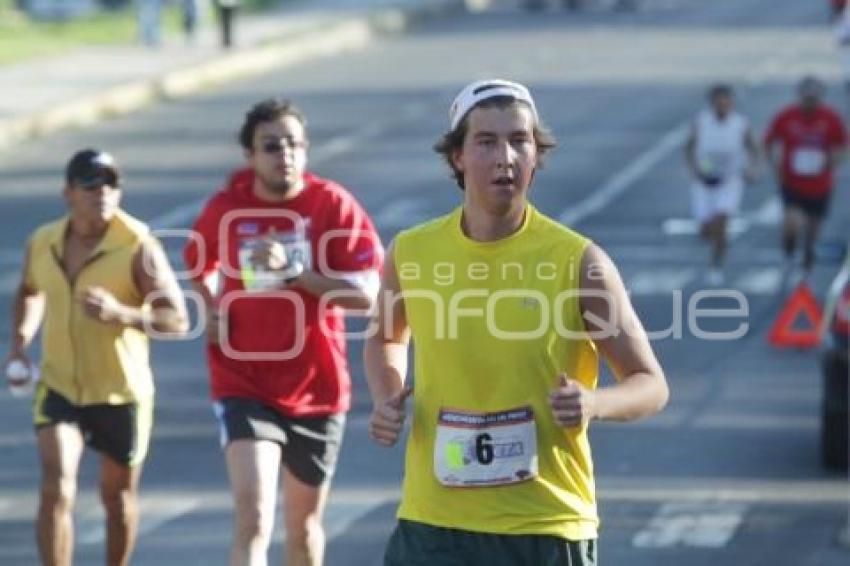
[449,79,538,132]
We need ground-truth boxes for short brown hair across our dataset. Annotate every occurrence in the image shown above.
[433,96,556,190]
[238,98,307,150]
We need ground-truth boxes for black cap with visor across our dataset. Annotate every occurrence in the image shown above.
[65,149,121,190]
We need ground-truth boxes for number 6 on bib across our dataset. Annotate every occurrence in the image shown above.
[434,406,539,487]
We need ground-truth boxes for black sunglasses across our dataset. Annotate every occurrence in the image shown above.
[76,172,119,191]
[259,138,306,154]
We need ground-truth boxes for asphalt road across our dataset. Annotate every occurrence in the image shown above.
[0,0,848,564]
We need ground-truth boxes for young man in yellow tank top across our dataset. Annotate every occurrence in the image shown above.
[4,149,188,566]
[364,80,670,565]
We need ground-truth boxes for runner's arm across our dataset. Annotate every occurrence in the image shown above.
[7,244,45,360]
[249,231,378,310]
[829,119,848,167]
[82,238,190,335]
[364,243,412,446]
[684,123,700,178]
[743,126,761,182]
[133,238,189,335]
[577,244,669,422]
[291,268,377,311]
[744,126,760,166]
[762,120,784,180]
[364,243,410,405]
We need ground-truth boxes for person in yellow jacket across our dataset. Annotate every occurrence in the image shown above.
[4,149,188,566]
[364,80,669,565]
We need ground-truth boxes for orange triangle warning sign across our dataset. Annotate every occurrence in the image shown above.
[768,283,823,348]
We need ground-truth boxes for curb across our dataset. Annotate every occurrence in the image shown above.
[0,0,469,152]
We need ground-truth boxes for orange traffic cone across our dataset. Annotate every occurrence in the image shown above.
[768,283,823,348]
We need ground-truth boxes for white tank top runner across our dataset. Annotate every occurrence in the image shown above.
[694,109,749,181]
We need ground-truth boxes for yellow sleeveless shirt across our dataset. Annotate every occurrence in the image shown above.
[394,205,599,540]
[26,210,154,406]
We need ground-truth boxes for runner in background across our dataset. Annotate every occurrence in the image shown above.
[184,98,382,566]
[685,84,759,285]
[764,76,847,281]
[4,148,188,566]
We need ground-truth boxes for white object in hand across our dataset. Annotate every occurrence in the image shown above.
[6,360,37,398]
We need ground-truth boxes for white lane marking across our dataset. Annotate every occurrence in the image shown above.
[632,502,746,549]
[606,245,783,265]
[748,196,783,226]
[626,268,696,295]
[149,199,208,231]
[662,196,782,238]
[2,476,847,549]
[9,478,845,523]
[598,478,850,505]
[325,492,396,541]
[732,267,783,295]
[0,485,398,546]
[373,197,431,229]
[614,257,785,296]
[559,123,689,226]
[693,413,819,432]
[77,496,201,545]
[662,216,750,237]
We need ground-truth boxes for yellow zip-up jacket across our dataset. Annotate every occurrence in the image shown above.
[26,210,153,405]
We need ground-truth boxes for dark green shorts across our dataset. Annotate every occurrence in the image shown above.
[384,519,597,566]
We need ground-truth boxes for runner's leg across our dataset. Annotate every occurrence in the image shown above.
[36,423,84,566]
[711,214,728,269]
[226,439,281,566]
[802,213,822,273]
[782,205,805,261]
[100,455,143,566]
[281,467,332,566]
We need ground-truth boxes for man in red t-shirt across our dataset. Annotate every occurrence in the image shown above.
[764,76,847,275]
[184,98,383,566]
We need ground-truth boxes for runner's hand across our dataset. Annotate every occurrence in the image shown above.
[369,387,413,446]
[205,307,226,345]
[250,228,288,272]
[549,374,596,428]
[78,287,126,324]
[3,352,32,387]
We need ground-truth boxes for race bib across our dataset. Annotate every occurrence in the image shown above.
[791,148,826,176]
[434,406,538,487]
[239,233,312,292]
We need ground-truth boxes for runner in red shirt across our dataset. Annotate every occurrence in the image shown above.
[184,98,382,566]
[764,76,847,276]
